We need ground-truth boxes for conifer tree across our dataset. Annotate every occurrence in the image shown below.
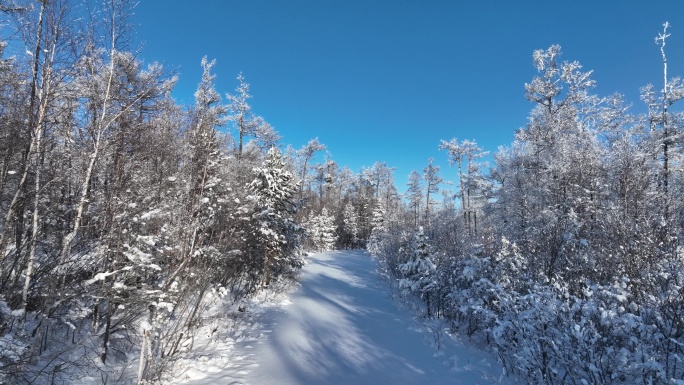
[398,227,437,317]
[342,202,360,249]
[248,147,302,286]
[305,208,337,252]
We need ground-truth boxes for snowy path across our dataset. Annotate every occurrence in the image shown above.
[173,250,511,385]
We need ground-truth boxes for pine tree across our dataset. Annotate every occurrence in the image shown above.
[249,147,302,286]
[367,205,387,256]
[305,208,337,252]
[342,202,360,249]
[398,227,437,317]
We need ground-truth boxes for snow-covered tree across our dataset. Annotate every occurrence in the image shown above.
[364,162,400,217]
[227,72,262,160]
[422,158,442,226]
[491,44,605,282]
[304,208,337,252]
[439,138,489,236]
[641,22,684,231]
[296,137,327,201]
[248,147,302,286]
[398,227,438,317]
[341,202,360,249]
[405,170,423,228]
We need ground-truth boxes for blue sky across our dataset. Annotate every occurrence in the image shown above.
[132,1,684,191]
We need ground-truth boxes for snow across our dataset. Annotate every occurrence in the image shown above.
[140,320,152,332]
[170,250,513,385]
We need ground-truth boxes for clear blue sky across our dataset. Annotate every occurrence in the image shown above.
[132,1,684,191]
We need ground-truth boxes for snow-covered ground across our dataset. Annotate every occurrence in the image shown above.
[169,250,515,385]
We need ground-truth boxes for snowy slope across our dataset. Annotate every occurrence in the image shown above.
[171,250,514,385]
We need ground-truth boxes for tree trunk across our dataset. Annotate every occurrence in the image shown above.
[101,300,113,363]
[136,306,154,384]
[22,126,42,310]
[59,131,102,267]
[0,0,45,273]
[22,28,59,310]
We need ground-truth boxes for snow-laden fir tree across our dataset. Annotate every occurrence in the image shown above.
[342,202,360,249]
[398,227,438,317]
[248,147,302,286]
[367,205,387,256]
[305,208,337,252]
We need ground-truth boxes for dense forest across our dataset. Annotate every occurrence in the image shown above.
[1,0,683,384]
[0,0,381,382]
[372,28,684,385]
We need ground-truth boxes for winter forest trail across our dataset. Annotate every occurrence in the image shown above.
[174,250,511,385]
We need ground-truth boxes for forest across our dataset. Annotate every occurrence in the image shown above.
[372,33,684,385]
[0,0,683,384]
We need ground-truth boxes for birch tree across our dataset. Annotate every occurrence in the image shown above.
[59,0,144,268]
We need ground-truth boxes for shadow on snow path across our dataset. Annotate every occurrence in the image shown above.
[175,250,511,385]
